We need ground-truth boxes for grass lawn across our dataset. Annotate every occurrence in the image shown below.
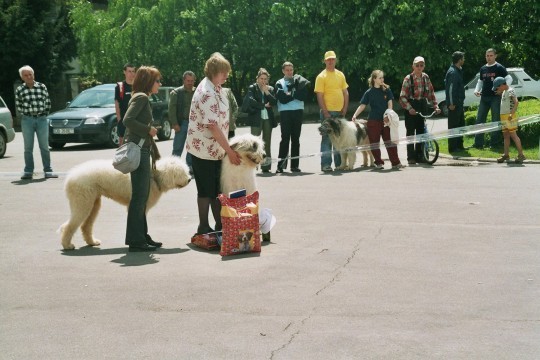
[439,99,540,160]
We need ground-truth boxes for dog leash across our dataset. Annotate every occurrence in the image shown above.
[271,114,540,163]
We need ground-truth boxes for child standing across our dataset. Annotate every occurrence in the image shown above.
[493,77,526,164]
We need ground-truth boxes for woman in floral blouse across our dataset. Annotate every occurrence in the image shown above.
[186,53,241,235]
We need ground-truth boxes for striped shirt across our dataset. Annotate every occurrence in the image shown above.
[15,81,51,116]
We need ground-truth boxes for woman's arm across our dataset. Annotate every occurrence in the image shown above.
[123,94,154,137]
[352,104,366,120]
[208,123,241,165]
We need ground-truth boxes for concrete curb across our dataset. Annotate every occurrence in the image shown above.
[439,152,540,164]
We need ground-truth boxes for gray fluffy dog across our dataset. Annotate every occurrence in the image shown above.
[318,117,374,170]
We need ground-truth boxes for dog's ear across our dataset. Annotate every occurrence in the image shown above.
[329,118,341,137]
[250,140,259,153]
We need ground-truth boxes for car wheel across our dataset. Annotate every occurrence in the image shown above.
[107,122,120,148]
[49,141,66,149]
[0,132,6,158]
[157,117,172,141]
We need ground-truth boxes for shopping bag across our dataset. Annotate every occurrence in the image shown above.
[218,191,261,256]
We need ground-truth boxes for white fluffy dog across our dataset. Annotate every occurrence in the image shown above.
[59,156,191,250]
[318,117,374,170]
[221,134,265,195]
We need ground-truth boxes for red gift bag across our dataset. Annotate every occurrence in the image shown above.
[218,191,261,256]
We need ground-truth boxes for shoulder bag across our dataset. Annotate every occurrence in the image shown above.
[112,138,145,174]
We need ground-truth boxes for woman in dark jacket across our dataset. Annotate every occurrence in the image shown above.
[122,66,162,252]
[243,68,277,172]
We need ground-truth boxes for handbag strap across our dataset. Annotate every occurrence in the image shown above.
[138,138,145,147]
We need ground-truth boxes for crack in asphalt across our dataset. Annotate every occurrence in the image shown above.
[269,228,383,359]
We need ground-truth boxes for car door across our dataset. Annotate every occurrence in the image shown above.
[508,72,523,98]
[149,94,165,125]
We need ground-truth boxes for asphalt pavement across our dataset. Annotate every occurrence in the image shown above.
[1,120,539,359]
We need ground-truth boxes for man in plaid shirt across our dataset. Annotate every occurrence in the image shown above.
[15,65,57,180]
[399,56,441,164]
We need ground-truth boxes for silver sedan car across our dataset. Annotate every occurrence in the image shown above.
[0,96,16,158]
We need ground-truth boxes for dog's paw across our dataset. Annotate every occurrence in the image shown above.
[62,243,76,250]
[85,239,101,247]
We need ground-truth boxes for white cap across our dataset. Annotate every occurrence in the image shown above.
[413,56,425,64]
[259,208,276,234]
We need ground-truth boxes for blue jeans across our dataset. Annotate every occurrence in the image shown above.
[125,147,151,246]
[21,115,52,173]
[474,95,501,148]
[320,111,341,169]
[172,119,192,166]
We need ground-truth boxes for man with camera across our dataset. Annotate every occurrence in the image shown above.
[275,61,310,173]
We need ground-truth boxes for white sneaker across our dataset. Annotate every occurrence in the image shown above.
[321,166,333,172]
[375,163,384,169]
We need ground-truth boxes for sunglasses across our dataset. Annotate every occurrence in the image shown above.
[415,63,425,67]
[155,79,162,84]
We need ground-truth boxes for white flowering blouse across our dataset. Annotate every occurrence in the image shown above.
[186,77,230,160]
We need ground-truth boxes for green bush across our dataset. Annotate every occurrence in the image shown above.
[464,99,540,147]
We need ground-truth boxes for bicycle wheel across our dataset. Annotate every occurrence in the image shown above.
[422,140,439,165]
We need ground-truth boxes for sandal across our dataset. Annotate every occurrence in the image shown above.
[497,154,510,163]
[515,154,526,164]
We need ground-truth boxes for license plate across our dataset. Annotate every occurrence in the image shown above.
[53,128,74,134]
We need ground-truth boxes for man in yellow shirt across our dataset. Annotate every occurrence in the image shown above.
[314,51,349,172]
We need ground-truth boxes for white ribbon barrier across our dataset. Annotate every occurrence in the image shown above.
[273,114,540,162]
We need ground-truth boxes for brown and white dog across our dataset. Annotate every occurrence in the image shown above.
[318,117,374,170]
[59,157,191,250]
[221,134,265,195]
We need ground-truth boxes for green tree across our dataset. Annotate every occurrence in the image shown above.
[69,0,539,102]
[0,0,76,112]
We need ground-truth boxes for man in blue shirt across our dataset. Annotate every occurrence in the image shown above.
[445,51,466,152]
[472,48,512,149]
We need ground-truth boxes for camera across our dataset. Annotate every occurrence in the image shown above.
[287,80,296,90]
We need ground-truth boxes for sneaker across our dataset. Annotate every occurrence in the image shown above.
[375,163,384,169]
[20,173,33,180]
[392,164,406,170]
[321,166,333,172]
[291,167,301,172]
[275,168,284,174]
[407,159,416,165]
[515,154,526,164]
[497,154,510,163]
[45,172,58,179]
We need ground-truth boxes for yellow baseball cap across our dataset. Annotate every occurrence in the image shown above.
[324,51,337,60]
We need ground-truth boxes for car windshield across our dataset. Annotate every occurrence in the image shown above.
[69,89,115,108]
[466,74,480,88]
